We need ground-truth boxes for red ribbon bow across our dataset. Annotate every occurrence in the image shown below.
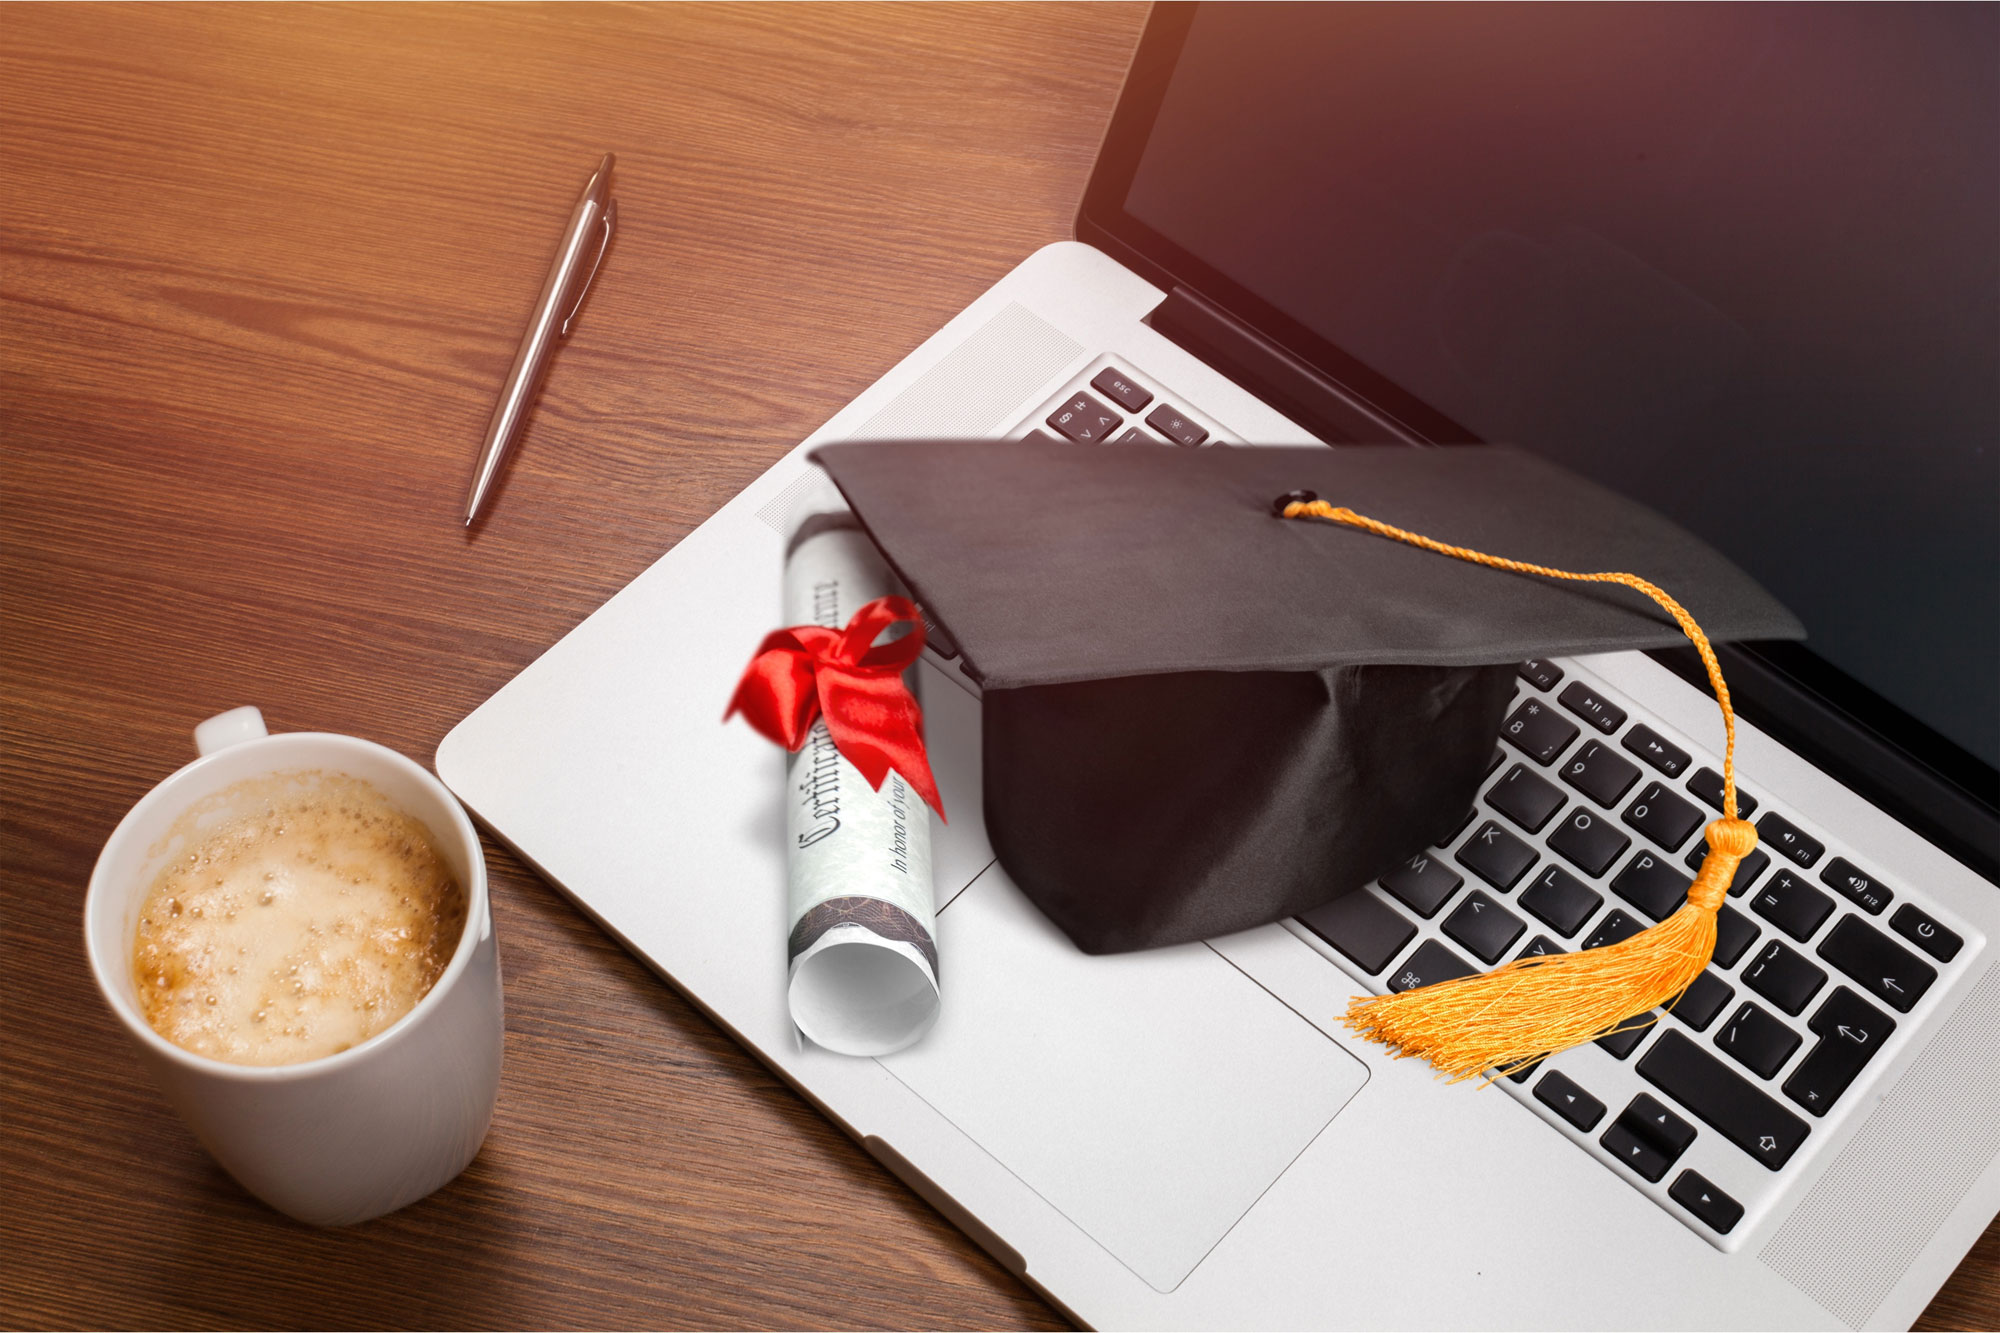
[726,595,945,820]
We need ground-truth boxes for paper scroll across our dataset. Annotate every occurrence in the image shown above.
[782,515,940,1055]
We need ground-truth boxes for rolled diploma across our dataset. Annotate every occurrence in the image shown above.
[783,518,940,1056]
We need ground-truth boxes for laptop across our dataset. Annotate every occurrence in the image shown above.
[437,5,2000,1327]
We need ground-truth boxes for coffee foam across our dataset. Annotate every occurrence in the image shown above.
[132,771,467,1066]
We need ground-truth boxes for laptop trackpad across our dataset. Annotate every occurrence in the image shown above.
[878,869,1368,1292]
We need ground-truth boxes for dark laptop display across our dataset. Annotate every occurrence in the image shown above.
[1079,2,1998,874]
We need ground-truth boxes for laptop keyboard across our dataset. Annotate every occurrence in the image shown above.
[1293,657,1984,1250]
[994,355,1983,1250]
[1032,365,1220,450]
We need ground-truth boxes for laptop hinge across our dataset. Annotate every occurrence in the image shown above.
[1146,285,1420,445]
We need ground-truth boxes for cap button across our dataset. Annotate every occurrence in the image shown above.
[1271,489,1318,517]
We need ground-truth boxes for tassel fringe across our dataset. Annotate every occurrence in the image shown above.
[1343,817,1757,1082]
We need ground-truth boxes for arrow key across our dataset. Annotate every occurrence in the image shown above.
[1624,1093,1697,1155]
[1534,1069,1607,1131]
[1670,1170,1744,1235]
[1601,1121,1675,1183]
[1783,986,1896,1116]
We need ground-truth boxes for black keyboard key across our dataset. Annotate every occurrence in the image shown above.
[1821,857,1892,915]
[1638,1031,1810,1170]
[1088,366,1153,412]
[1601,1121,1674,1182]
[1805,984,1894,1046]
[1109,425,1157,445]
[1534,1070,1605,1131]
[1686,767,1759,819]
[1559,740,1641,808]
[1520,865,1601,938]
[1558,682,1627,735]
[1670,1171,1743,1235]
[1388,940,1478,993]
[1757,812,1824,868]
[1623,782,1706,853]
[1751,869,1836,942]
[1442,890,1526,964]
[1600,1094,1693,1181]
[1818,916,1936,1013]
[1890,903,1963,963]
[1583,909,1643,951]
[1485,745,1506,776]
[1611,852,1693,922]
[1144,403,1208,447]
[1626,1093,1698,1155]
[1518,658,1564,691]
[1046,392,1121,443]
[1784,986,1895,1117]
[1456,820,1537,891]
[1743,940,1827,1016]
[1488,764,1566,833]
[1623,724,1691,778]
[1597,1011,1657,1060]
[1516,934,1563,962]
[1377,850,1462,919]
[1716,1002,1801,1079]
[1713,904,1761,968]
[1600,1120,1673,1182]
[1500,698,1578,765]
[1548,808,1630,877]
[1669,970,1734,1032]
[1023,428,1066,446]
[1685,843,1770,897]
[1297,890,1416,975]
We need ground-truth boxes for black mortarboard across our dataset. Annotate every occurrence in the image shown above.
[810,440,1803,956]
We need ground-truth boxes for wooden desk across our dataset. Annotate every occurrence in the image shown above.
[2,5,1992,1327]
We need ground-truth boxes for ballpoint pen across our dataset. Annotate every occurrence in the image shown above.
[463,153,618,526]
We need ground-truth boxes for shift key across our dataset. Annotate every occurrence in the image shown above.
[1638,1031,1809,1170]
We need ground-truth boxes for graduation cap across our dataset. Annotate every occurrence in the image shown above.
[793,440,1801,1079]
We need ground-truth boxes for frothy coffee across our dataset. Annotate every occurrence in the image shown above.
[132,772,467,1066]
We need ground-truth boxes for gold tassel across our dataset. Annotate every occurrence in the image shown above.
[1281,497,1759,1082]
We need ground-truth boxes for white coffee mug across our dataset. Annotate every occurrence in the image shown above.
[84,707,504,1226]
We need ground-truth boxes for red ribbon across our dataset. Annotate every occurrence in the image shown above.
[726,595,945,820]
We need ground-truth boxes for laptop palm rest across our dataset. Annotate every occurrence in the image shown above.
[878,865,1368,1293]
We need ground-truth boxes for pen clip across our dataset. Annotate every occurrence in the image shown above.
[560,197,617,339]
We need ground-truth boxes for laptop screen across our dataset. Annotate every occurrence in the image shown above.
[1083,3,1998,799]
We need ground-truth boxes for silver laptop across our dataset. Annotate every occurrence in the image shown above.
[437,6,2000,1327]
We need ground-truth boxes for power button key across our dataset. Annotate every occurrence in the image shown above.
[1890,904,1962,963]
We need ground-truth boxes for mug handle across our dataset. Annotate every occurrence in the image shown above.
[194,706,269,757]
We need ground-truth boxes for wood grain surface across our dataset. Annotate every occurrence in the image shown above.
[1,4,1993,1329]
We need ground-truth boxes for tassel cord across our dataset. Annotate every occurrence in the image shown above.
[1283,500,1743,819]
[1282,497,1760,1080]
